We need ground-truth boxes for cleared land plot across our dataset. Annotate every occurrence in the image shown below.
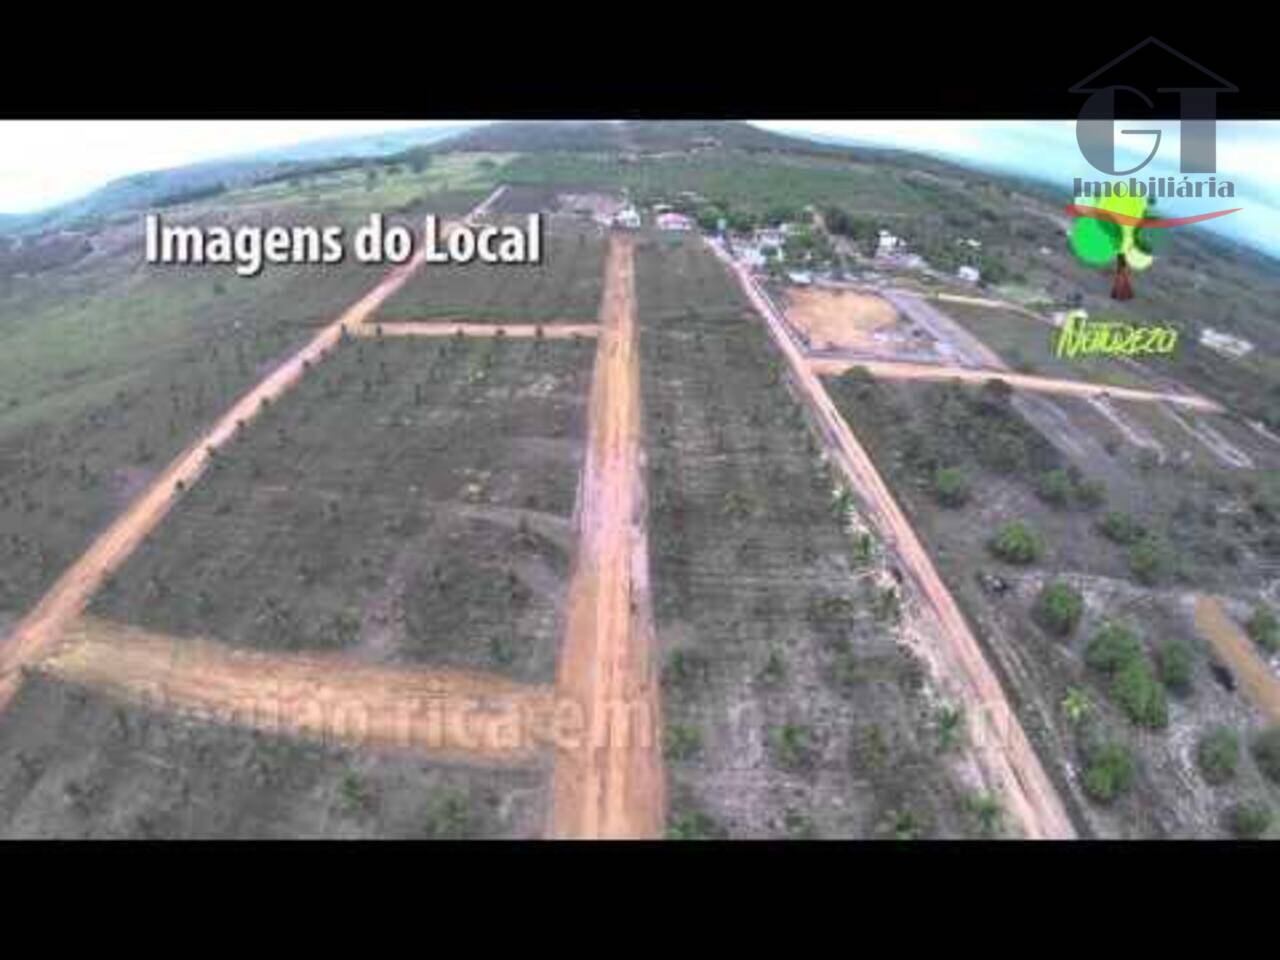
[0,672,544,839]
[371,221,607,323]
[936,299,1155,388]
[639,236,978,839]
[88,334,594,684]
[783,287,902,352]
[824,370,1280,837]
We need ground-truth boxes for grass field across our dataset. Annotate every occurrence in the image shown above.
[0,673,544,838]
[87,334,593,681]
[638,235,979,839]
[371,220,607,323]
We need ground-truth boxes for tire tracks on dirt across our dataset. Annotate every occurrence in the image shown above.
[547,233,664,838]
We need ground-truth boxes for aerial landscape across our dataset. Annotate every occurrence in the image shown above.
[1,118,1278,839]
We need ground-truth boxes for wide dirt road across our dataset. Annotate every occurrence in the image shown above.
[810,356,1222,412]
[0,192,502,711]
[714,243,1077,839]
[37,617,557,764]
[548,233,664,839]
[362,322,600,339]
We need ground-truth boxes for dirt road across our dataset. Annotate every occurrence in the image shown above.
[360,322,600,339]
[713,242,1077,839]
[547,233,664,839]
[0,191,504,711]
[35,617,556,762]
[1193,596,1280,723]
[809,356,1223,412]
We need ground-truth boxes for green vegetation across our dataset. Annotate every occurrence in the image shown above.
[1252,726,1280,785]
[1156,639,1193,695]
[1110,657,1168,729]
[667,806,728,840]
[1246,605,1279,654]
[421,790,476,838]
[988,520,1041,565]
[767,723,818,773]
[1097,511,1147,546]
[1127,535,1173,586]
[665,722,703,763]
[1080,734,1137,804]
[1033,581,1084,637]
[1223,801,1272,839]
[931,466,971,507]
[1085,622,1143,674]
[1196,727,1240,785]
[1035,467,1106,510]
[963,793,1004,838]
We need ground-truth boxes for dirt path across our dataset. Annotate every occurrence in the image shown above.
[547,233,664,839]
[0,190,504,712]
[712,241,1077,840]
[882,288,1010,369]
[1193,596,1280,723]
[361,322,600,339]
[809,356,1222,412]
[34,617,556,763]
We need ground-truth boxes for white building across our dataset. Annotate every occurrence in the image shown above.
[736,244,766,269]
[1200,327,1254,358]
[787,270,813,286]
[613,206,641,229]
[656,212,693,231]
[957,265,981,284]
[877,230,902,255]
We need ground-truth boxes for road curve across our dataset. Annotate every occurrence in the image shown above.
[712,243,1077,840]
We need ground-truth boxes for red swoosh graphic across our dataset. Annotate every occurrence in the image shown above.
[1065,204,1243,228]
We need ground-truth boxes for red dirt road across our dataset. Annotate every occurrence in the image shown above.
[37,618,556,764]
[0,192,502,711]
[1194,596,1280,723]
[714,243,1077,840]
[809,356,1222,412]
[547,233,664,839]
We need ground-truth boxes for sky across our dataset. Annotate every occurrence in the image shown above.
[0,121,465,213]
[2,119,1277,256]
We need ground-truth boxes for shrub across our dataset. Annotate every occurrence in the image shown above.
[667,808,727,840]
[1196,727,1240,785]
[1246,605,1279,654]
[1111,657,1168,729]
[988,521,1041,565]
[1157,639,1193,694]
[1223,801,1272,839]
[1252,726,1280,784]
[932,466,971,507]
[1033,581,1084,637]
[1085,622,1143,675]
[1127,535,1171,585]
[1082,739,1136,804]
[664,722,703,762]
[768,723,817,772]
[1097,511,1146,545]
[422,789,474,839]
[1036,468,1073,507]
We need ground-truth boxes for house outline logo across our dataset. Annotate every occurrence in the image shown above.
[1070,37,1237,176]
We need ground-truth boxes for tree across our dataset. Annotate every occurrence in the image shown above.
[1033,581,1084,637]
[1085,622,1142,675]
[1111,657,1168,729]
[1127,535,1171,586]
[1157,639,1193,694]
[1097,511,1146,545]
[1036,468,1073,507]
[931,466,971,508]
[988,520,1041,565]
[1196,727,1240,785]
[1081,737,1135,804]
